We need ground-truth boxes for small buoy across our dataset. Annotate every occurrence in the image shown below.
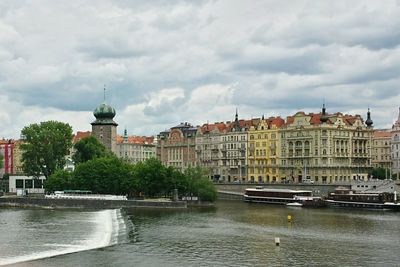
[287,215,292,222]
[275,237,280,246]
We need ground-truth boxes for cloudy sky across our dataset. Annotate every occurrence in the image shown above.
[1,0,400,138]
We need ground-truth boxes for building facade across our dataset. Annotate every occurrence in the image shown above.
[9,175,45,194]
[196,122,226,181]
[116,129,156,164]
[157,122,197,171]
[371,130,392,175]
[0,140,14,176]
[222,113,251,182]
[195,112,254,182]
[12,140,24,175]
[391,108,400,179]
[247,117,285,183]
[279,107,374,184]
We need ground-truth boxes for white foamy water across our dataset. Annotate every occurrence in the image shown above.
[0,209,125,266]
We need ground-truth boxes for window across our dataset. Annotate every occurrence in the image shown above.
[25,180,33,189]
[34,179,43,189]
[16,179,24,189]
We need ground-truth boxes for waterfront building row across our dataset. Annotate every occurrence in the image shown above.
[156,106,400,184]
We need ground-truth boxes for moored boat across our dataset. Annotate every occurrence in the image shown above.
[244,187,325,207]
[286,202,303,207]
[325,187,397,210]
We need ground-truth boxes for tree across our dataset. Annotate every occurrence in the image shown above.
[371,167,388,180]
[72,135,110,165]
[134,158,169,197]
[44,169,74,192]
[184,167,217,201]
[73,156,135,195]
[0,154,3,171]
[20,121,73,178]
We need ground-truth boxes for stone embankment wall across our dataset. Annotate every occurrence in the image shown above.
[0,197,187,209]
[215,183,344,197]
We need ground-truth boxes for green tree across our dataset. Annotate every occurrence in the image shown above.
[371,167,388,180]
[184,167,217,201]
[194,178,217,202]
[44,169,74,192]
[134,158,168,197]
[166,166,188,197]
[73,156,135,195]
[72,135,110,165]
[0,154,3,170]
[20,121,73,178]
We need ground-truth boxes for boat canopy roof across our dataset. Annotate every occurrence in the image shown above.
[63,190,92,194]
[245,188,312,193]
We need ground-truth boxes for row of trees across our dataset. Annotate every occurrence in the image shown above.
[46,157,217,201]
[370,167,398,180]
[20,121,217,201]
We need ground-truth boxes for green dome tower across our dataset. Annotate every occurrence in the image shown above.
[91,89,118,153]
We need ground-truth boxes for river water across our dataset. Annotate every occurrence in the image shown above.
[1,200,400,267]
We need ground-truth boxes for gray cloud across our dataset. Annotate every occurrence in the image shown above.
[0,0,400,138]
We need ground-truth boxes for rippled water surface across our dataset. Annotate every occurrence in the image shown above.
[2,200,400,267]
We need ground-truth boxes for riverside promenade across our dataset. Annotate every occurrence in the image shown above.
[0,196,187,209]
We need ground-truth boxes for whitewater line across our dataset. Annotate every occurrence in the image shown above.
[0,209,124,266]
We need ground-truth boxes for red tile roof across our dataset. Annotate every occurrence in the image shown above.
[373,131,391,138]
[199,122,227,134]
[0,139,15,145]
[284,112,363,127]
[117,135,154,144]
[73,131,91,143]
[270,117,285,127]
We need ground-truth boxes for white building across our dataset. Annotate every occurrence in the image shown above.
[116,129,156,164]
[9,175,46,194]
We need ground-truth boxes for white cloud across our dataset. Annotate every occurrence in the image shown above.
[0,0,400,138]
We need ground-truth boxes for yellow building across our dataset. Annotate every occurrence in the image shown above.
[247,117,285,182]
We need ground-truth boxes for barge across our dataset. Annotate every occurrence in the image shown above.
[325,187,398,210]
[244,187,325,207]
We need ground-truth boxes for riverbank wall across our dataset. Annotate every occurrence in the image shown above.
[0,197,187,209]
[215,183,341,197]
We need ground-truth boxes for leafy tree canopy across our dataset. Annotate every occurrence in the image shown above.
[45,169,74,192]
[20,121,73,178]
[371,167,390,180]
[184,167,217,201]
[73,156,135,195]
[43,157,217,202]
[72,135,110,165]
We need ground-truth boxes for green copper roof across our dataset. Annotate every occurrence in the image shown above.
[91,102,118,125]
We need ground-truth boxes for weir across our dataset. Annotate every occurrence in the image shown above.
[0,209,126,266]
[0,197,187,209]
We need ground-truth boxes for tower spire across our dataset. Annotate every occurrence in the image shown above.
[103,84,106,102]
[365,107,373,127]
[124,127,128,142]
[234,108,240,131]
[320,100,328,123]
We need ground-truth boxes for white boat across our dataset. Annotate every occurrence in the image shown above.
[286,202,303,207]
[45,190,127,200]
[244,187,325,207]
